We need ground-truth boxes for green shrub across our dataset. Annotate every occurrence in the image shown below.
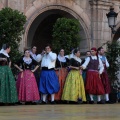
[106,41,120,92]
[52,18,80,54]
[0,7,26,75]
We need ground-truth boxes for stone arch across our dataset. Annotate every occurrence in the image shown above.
[23,1,91,53]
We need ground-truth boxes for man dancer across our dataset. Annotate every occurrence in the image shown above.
[98,47,111,103]
[81,47,105,104]
[39,44,60,104]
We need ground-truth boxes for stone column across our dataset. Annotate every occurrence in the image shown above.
[89,0,112,48]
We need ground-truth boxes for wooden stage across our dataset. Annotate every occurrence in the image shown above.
[0,104,120,120]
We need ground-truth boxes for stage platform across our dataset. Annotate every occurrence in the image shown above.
[0,104,120,120]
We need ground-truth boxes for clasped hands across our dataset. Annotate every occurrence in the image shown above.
[68,66,84,70]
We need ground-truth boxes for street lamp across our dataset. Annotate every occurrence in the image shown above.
[106,8,118,34]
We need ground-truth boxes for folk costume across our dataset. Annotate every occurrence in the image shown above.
[0,49,18,104]
[55,55,69,101]
[15,57,40,102]
[62,56,86,102]
[39,52,60,103]
[82,48,105,103]
[98,54,111,102]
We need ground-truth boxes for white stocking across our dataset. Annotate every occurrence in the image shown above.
[90,94,94,101]
[51,94,55,102]
[105,94,109,101]
[43,94,47,102]
[97,95,101,102]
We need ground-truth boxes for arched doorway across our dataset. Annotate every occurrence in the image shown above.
[27,9,88,53]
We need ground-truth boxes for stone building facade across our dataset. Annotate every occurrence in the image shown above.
[0,0,120,53]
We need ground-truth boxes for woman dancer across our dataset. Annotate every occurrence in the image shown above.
[14,49,40,104]
[62,49,86,104]
[55,49,69,103]
[0,44,18,105]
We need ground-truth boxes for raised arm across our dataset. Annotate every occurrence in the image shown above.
[49,52,57,62]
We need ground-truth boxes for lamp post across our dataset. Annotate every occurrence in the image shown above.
[106,8,118,34]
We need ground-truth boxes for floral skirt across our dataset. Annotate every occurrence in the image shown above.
[62,70,86,102]
[55,68,68,100]
[86,70,105,95]
[16,70,40,102]
[0,66,18,103]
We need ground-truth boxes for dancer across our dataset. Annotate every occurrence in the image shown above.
[55,49,69,103]
[0,44,18,105]
[98,47,111,103]
[14,49,40,104]
[81,47,105,104]
[39,44,60,104]
[62,49,86,103]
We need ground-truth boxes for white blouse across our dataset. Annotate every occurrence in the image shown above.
[82,56,104,74]
[0,49,9,57]
[36,52,57,69]
[65,53,74,59]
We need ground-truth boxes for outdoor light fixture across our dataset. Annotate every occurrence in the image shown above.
[106,8,118,34]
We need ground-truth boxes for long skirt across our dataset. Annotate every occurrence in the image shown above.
[86,70,105,95]
[0,66,18,103]
[55,68,68,100]
[16,70,40,102]
[62,70,86,102]
[101,71,111,94]
[39,70,60,94]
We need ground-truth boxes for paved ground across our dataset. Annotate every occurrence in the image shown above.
[0,104,120,120]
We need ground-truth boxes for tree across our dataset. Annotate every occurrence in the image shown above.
[52,18,80,54]
[105,41,120,92]
[0,7,26,74]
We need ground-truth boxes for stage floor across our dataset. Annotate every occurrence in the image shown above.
[0,104,120,120]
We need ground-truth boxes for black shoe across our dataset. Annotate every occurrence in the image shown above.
[41,101,46,104]
[105,101,114,104]
[31,102,37,105]
[0,103,5,106]
[16,102,23,105]
[89,101,94,104]
[25,102,32,105]
[51,101,56,104]
[97,101,105,104]
[55,100,61,104]
[82,101,88,104]
[118,99,120,103]
[69,101,78,104]
[61,100,68,104]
